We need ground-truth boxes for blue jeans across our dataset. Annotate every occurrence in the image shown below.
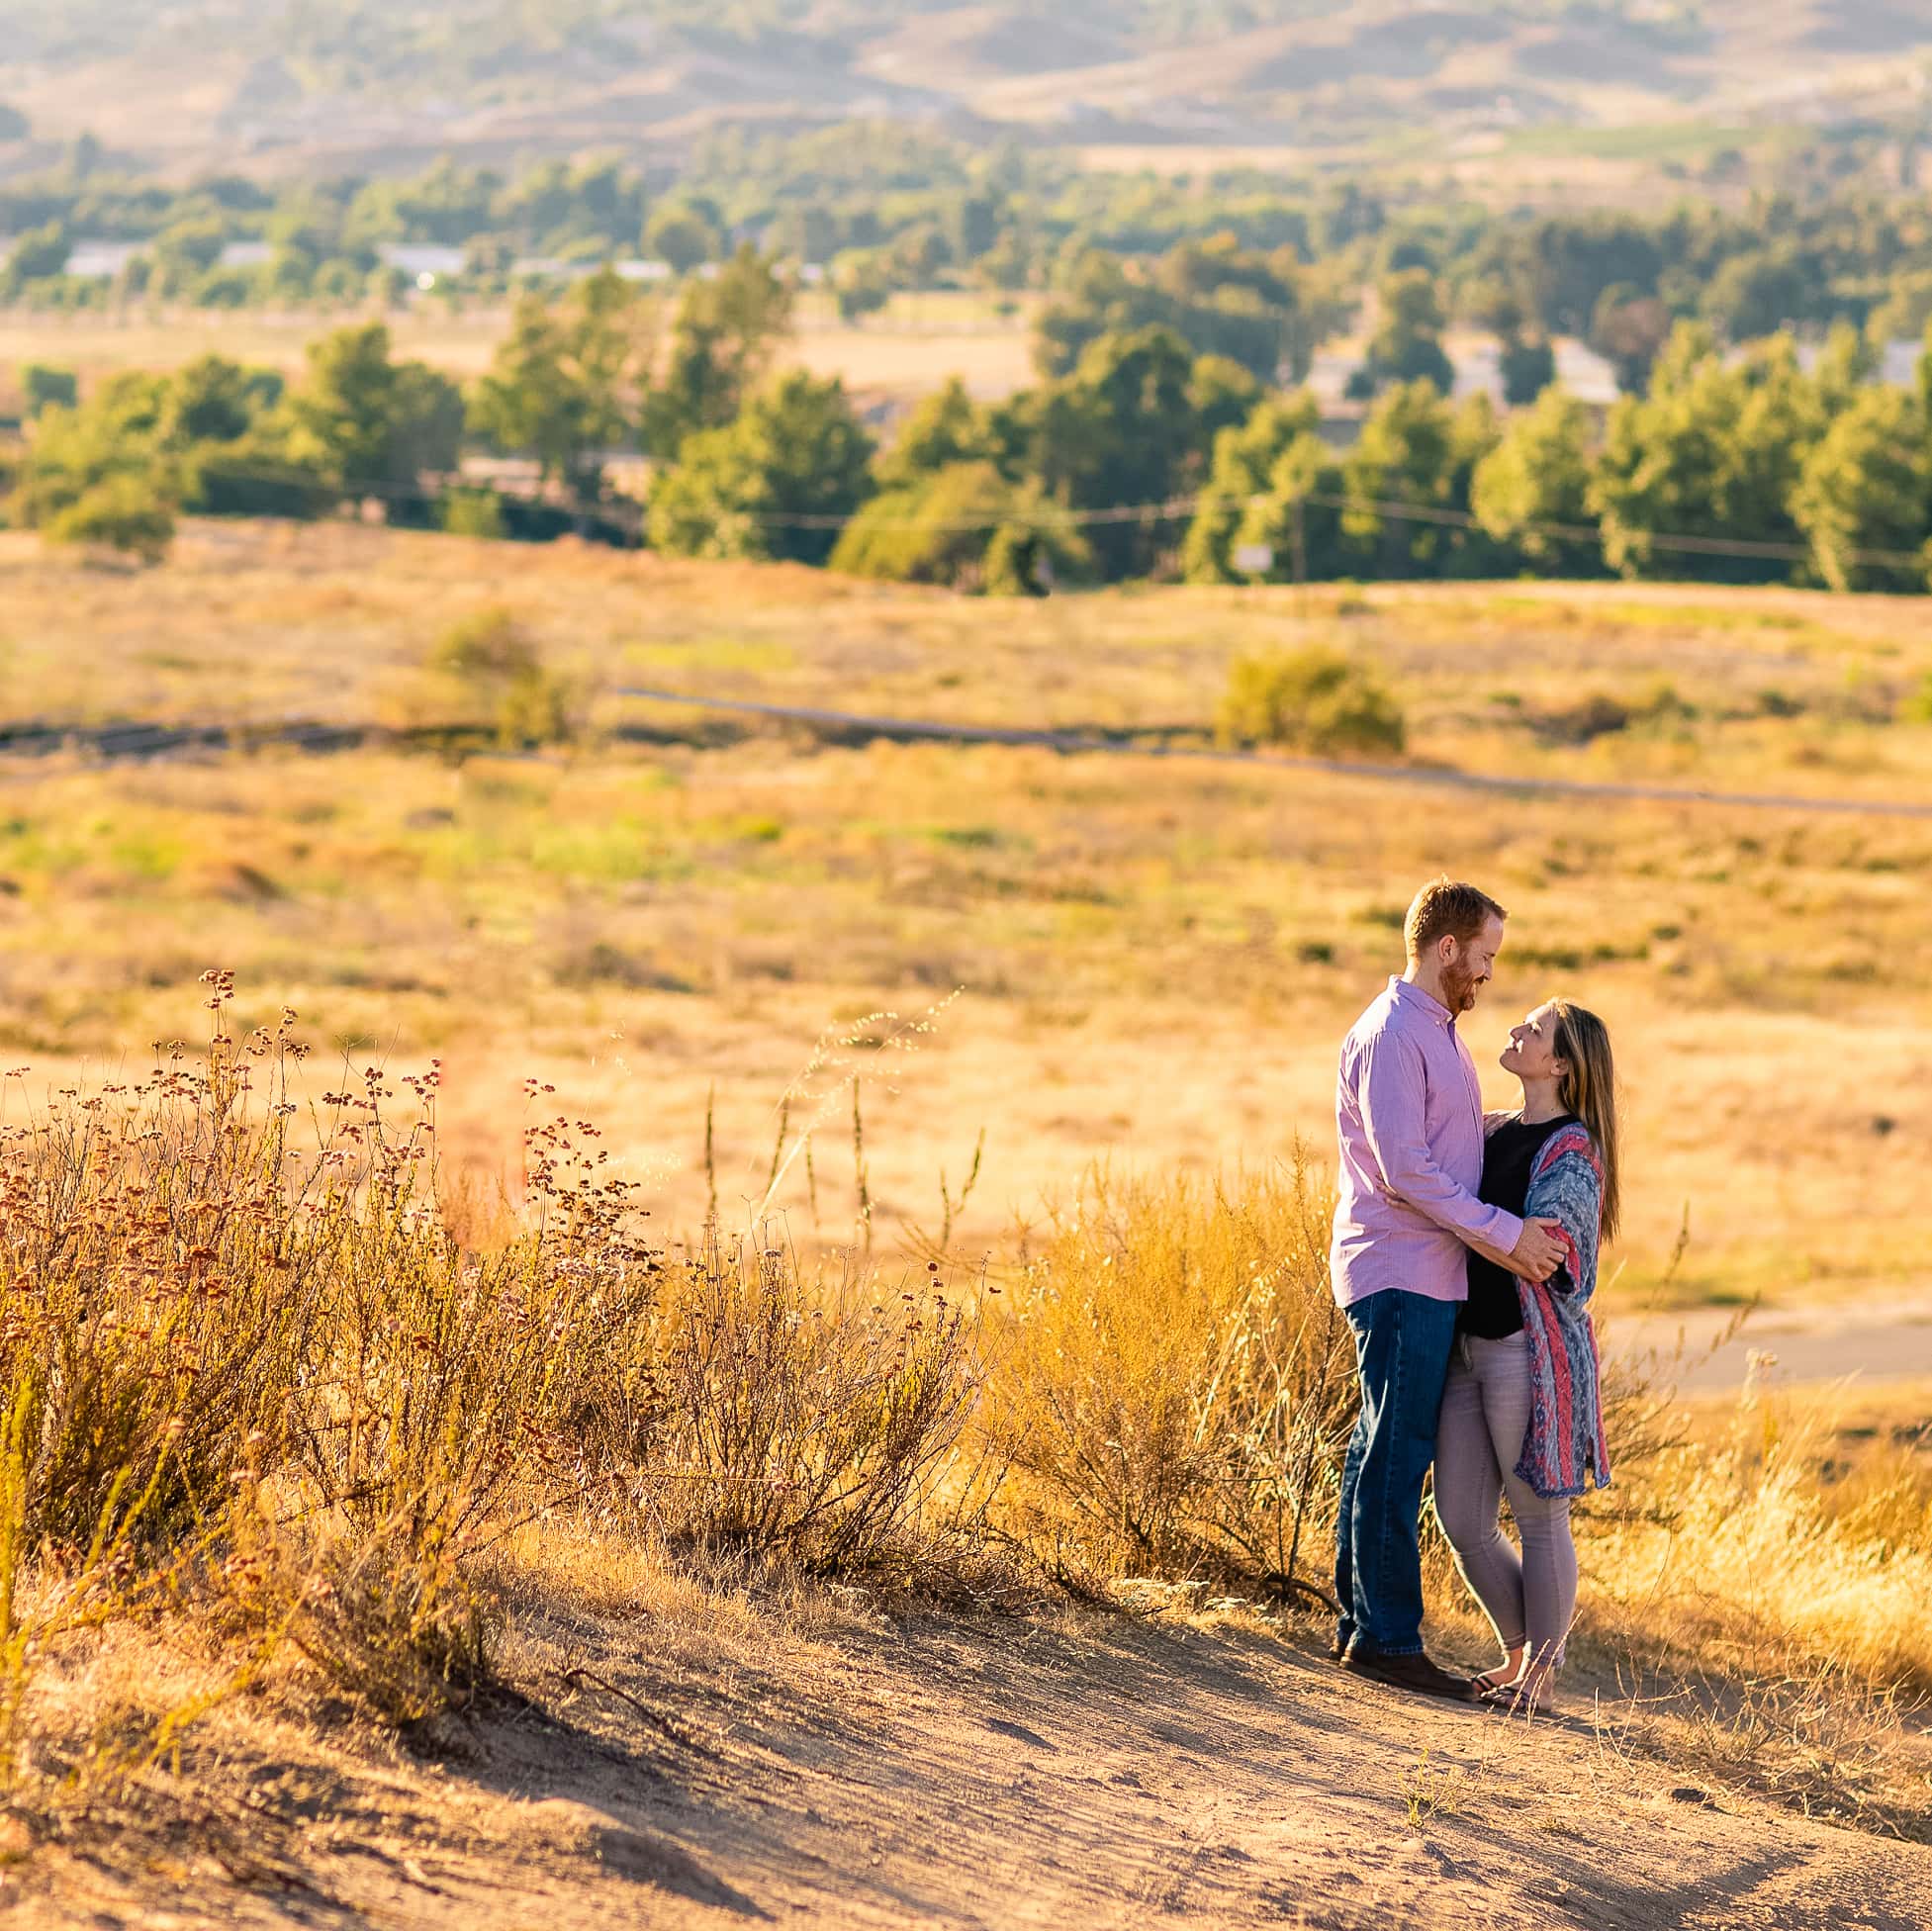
[1334,1289,1459,1658]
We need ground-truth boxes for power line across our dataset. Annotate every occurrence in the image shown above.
[125,457,1929,573]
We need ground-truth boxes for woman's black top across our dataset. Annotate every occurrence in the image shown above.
[1461,1114,1577,1339]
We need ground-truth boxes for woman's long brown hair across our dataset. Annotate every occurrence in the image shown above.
[1550,999,1620,1244]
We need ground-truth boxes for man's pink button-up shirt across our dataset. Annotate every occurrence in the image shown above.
[1330,976,1525,1309]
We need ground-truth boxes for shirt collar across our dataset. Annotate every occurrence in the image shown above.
[1389,974,1456,1028]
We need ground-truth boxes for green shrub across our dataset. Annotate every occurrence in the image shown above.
[425,605,574,747]
[1215,644,1406,757]
[43,474,174,564]
[439,487,507,540]
[1897,675,1932,725]
[832,461,1090,596]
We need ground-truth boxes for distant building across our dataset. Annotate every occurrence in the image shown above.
[378,243,467,280]
[59,238,140,278]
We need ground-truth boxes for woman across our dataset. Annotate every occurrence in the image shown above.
[1433,998,1618,1714]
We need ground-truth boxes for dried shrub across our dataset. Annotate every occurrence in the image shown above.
[0,985,327,1551]
[634,1233,981,1576]
[983,1153,1353,1598]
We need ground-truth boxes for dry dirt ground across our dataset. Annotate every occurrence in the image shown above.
[7,1571,1927,1931]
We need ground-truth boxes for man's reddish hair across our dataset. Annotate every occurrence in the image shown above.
[1403,876,1506,959]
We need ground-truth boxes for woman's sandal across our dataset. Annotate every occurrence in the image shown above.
[1468,1666,1519,1695]
[1481,1680,1553,1716]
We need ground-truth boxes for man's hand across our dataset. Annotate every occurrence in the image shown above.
[1509,1217,1567,1283]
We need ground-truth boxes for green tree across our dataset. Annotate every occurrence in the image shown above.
[22,365,78,418]
[1226,429,1353,585]
[45,474,174,563]
[1340,382,1498,578]
[875,377,994,490]
[1470,388,1599,571]
[1590,325,1823,582]
[1791,386,1930,593]
[831,461,1088,594]
[1348,269,1454,402]
[151,216,228,296]
[10,372,172,529]
[283,323,463,494]
[165,354,282,445]
[832,251,892,322]
[1590,284,1674,395]
[0,221,69,295]
[1035,241,1322,387]
[1702,248,1811,343]
[648,370,874,567]
[1499,335,1557,408]
[1180,391,1320,584]
[471,267,652,495]
[646,247,795,455]
[159,354,321,518]
[646,207,718,274]
[998,325,1228,580]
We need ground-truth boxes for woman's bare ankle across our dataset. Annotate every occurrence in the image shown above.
[1472,1645,1526,1690]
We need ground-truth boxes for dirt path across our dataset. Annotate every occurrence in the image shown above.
[10,690,1932,822]
[8,1580,1927,1931]
[1615,1286,1932,1393]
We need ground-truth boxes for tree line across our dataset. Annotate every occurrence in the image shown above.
[9,249,1932,597]
[8,123,1932,367]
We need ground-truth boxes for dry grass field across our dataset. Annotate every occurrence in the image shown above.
[6,519,1932,1305]
[2,516,1931,1925]
[0,293,1042,413]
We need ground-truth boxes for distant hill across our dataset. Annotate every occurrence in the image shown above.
[1,0,1928,175]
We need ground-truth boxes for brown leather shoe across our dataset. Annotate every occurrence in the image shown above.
[1337,1647,1478,1701]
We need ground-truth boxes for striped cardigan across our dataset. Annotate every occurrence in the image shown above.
[1514,1122,1612,1500]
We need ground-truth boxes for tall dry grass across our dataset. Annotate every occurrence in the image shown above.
[981,1156,1353,1601]
[0,982,1925,1838]
[0,976,976,1763]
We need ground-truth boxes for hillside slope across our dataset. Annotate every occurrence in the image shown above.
[0,0,1926,173]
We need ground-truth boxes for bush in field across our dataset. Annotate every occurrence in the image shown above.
[1216,644,1406,758]
[984,1157,1353,1594]
[439,486,508,540]
[44,473,175,564]
[638,1234,980,1573]
[0,971,996,1744]
[424,604,575,747]
[0,973,663,1729]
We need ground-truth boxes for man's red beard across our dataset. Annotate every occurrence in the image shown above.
[1442,959,1483,1013]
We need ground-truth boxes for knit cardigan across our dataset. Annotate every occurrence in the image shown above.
[1514,1122,1612,1501]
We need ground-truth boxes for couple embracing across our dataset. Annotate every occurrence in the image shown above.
[1331,877,1619,1713]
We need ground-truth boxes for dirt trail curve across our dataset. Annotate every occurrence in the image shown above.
[10,1591,1927,1931]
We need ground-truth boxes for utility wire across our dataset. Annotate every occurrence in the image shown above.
[132,459,1926,571]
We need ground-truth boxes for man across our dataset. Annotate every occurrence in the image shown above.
[1331,877,1565,1701]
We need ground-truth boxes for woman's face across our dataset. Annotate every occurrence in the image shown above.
[1500,1002,1567,1084]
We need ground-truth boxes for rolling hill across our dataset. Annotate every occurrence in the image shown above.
[0,1,1927,177]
